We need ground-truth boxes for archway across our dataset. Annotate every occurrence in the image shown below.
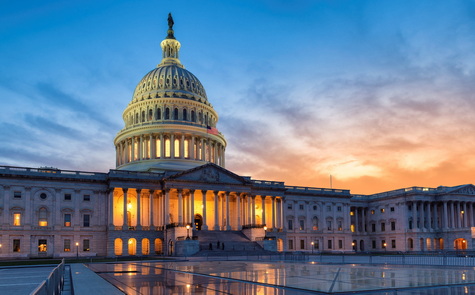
[154,238,163,255]
[128,238,136,255]
[359,240,365,251]
[194,214,203,230]
[142,238,150,255]
[114,238,123,256]
[454,238,467,250]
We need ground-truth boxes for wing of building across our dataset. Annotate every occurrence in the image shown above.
[1,15,474,258]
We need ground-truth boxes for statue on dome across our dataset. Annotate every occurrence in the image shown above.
[168,13,174,29]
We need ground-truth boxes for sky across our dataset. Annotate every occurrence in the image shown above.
[1,0,475,194]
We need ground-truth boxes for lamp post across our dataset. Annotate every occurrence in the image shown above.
[186,224,190,240]
[76,242,79,259]
[311,242,314,254]
[263,226,267,239]
[383,242,387,253]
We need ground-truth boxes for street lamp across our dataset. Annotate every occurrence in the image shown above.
[186,224,191,240]
[311,242,314,254]
[263,226,267,239]
[76,242,79,259]
[383,242,387,253]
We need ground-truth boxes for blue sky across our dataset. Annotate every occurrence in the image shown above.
[1,0,475,194]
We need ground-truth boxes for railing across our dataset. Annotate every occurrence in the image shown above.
[242,224,265,229]
[0,165,107,179]
[353,186,438,199]
[30,259,65,295]
[285,185,350,195]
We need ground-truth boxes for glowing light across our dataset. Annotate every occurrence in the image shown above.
[127,202,132,210]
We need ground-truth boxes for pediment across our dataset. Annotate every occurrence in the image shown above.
[165,163,250,186]
[446,184,475,195]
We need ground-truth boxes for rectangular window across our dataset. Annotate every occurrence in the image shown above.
[174,139,180,158]
[371,210,375,214]
[299,220,305,231]
[64,194,72,201]
[64,239,71,252]
[391,221,396,231]
[337,206,342,212]
[13,191,21,199]
[64,214,71,227]
[288,240,294,250]
[327,240,332,249]
[380,208,385,213]
[338,221,343,231]
[38,239,47,252]
[409,220,413,229]
[288,220,293,230]
[299,204,304,210]
[338,240,343,249]
[288,203,293,210]
[83,195,90,201]
[391,240,396,249]
[371,224,376,232]
[326,206,331,212]
[83,214,90,227]
[13,239,20,252]
[381,222,386,232]
[372,240,376,249]
[390,207,395,212]
[300,240,305,250]
[327,220,332,230]
[83,239,90,252]
[13,213,21,226]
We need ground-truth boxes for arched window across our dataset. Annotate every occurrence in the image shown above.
[135,113,139,124]
[156,108,161,120]
[204,114,208,125]
[183,109,188,121]
[114,238,123,256]
[165,138,171,157]
[142,238,150,255]
[184,139,189,158]
[198,112,203,123]
[148,109,153,121]
[191,110,196,122]
[165,108,170,120]
[141,111,145,122]
[174,139,180,158]
[174,108,179,120]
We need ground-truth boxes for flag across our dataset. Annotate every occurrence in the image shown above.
[207,126,219,135]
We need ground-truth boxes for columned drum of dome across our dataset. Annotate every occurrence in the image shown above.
[114,14,226,173]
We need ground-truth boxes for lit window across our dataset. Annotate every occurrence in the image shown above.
[39,221,48,227]
[350,224,355,232]
[371,210,375,214]
[39,208,47,226]
[156,139,161,158]
[13,239,20,252]
[184,139,189,158]
[83,239,90,252]
[13,213,21,226]
[381,208,385,213]
[38,240,47,252]
[64,214,71,227]
[165,139,171,157]
[350,211,354,216]
[174,139,180,157]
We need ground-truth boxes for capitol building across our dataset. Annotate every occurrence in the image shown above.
[1,15,475,259]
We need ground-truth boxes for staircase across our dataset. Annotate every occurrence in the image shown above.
[192,230,267,256]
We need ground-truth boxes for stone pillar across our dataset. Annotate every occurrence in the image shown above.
[131,137,136,161]
[190,190,195,229]
[160,133,165,158]
[149,190,154,229]
[191,136,195,160]
[180,134,185,159]
[150,134,155,159]
[412,202,417,230]
[122,188,128,230]
[355,207,359,233]
[271,197,276,229]
[247,194,252,225]
[421,202,426,229]
[427,202,432,230]
[457,202,461,228]
[261,196,266,226]
[178,189,183,225]
[450,202,455,228]
[202,190,208,230]
[251,195,256,224]
[164,189,170,226]
[201,138,205,161]
[108,189,114,228]
[279,198,284,229]
[443,202,448,229]
[213,191,220,230]
[138,136,143,160]
[171,134,175,159]
[225,192,231,230]
[136,189,142,230]
[237,194,242,230]
[463,202,467,228]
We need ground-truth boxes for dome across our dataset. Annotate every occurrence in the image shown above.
[131,64,209,105]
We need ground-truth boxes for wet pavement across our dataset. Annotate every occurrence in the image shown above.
[86,260,475,294]
[0,265,55,295]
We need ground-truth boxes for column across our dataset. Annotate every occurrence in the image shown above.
[412,202,417,230]
[122,188,128,230]
[108,189,114,228]
[421,202,425,229]
[163,189,170,226]
[201,138,205,161]
[271,197,276,229]
[457,202,461,228]
[237,194,242,230]
[149,190,154,229]
[180,134,185,159]
[443,201,448,229]
[427,202,432,230]
[150,134,156,159]
[136,189,142,229]
[226,192,231,230]
[190,190,195,229]
[213,191,220,230]
[138,136,143,160]
[279,198,284,229]
[251,195,256,224]
[355,207,359,233]
[202,190,208,230]
[362,208,366,232]
[261,196,266,226]
[247,195,252,225]
[463,202,468,228]
[160,133,165,158]
[170,134,175,159]
[178,189,183,225]
[131,137,136,161]
[191,136,195,160]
